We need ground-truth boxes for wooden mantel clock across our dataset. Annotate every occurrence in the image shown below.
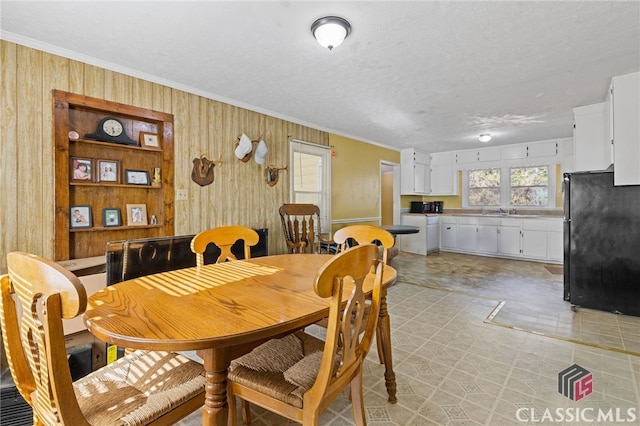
[84,116,138,146]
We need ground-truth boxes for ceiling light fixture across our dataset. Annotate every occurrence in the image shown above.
[478,133,492,143]
[311,16,351,51]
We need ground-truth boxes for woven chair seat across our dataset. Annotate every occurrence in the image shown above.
[229,332,329,409]
[73,350,205,426]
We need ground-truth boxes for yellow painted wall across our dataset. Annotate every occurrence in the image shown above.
[330,134,400,224]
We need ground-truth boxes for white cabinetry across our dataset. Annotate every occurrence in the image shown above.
[611,72,640,185]
[477,217,498,254]
[528,141,558,158]
[478,148,501,163]
[401,214,440,255]
[498,218,522,256]
[427,216,440,252]
[430,152,457,195]
[401,148,431,195]
[501,145,528,160]
[440,216,457,250]
[456,150,478,164]
[439,215,562,263]
[456,217,478,251]
[573,102,612,172]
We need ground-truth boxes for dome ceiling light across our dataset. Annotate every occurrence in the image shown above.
[311,16,351,51]
[478,134,492,143]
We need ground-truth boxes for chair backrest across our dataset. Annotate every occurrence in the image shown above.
[279,203,323,254]
[190,226,260,266]
[333,224,395,264]
[1,252,88,425]
[309,243,383,405]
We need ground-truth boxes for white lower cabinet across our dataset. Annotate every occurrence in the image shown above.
[401,214,440,255]
[477,218,498,254]
[456,217,478,251]
[498,218,522,256]
[440,217,457,250]
[438,215,562,263]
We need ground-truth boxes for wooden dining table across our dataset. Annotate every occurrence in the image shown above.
[84,253,398,426]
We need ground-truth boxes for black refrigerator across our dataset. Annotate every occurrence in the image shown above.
[563,170,640,316]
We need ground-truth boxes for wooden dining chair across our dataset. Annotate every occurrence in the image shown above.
[1,252,206,426]
[227,244,383,426]
[279,203,336,254]
[190,225,260,266]
[331,225,395,366]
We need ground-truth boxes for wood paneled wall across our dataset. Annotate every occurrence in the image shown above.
[0,40,328,269]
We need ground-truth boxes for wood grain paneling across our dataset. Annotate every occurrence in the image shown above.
[0,40,328,270]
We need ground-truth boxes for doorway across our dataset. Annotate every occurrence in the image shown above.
[381,161,400,225]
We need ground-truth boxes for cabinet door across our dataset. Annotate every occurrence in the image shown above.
[612,72,640,185]
[477,148,501,163]
[527,141,558,158]
[521,230,548,259]
[441,222,457,250]
[401,215,427,255]
[415,162,429,194]
[498,227,521,256]
[430,163,455,195]
[477,225,498,253]
[455,150,478,164]
[500,145,528,160]
[547,231,563,262]
[457,225,477,251]
[427,223,439,252]
[573,103,611,171]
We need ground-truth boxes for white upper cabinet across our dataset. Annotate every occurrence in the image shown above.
[430,152,457,195]
[455,150,478,164]
[573,102,612,172]
[401,148,431,195]
[528,141,558,158]
[500,144,529,160]
[611,72,640,185]
[477,147,501,162]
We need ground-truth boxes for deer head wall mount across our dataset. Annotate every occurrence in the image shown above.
[191,155,222,186]
[265,165,287,187]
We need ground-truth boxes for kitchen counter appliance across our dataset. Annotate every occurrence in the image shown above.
[563,170,640,316]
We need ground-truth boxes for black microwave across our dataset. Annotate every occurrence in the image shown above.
[410,201,443,214]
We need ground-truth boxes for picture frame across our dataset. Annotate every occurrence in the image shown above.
[125,169,150,185]
[70,157,93,182]
[97,159,120,183]
[140,132,160,149]
[126,204,148,226]
[102,207,121,227]
[70,205,92,228]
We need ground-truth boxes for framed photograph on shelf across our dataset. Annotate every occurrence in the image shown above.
[139,132,160,149]
[102,207,121,227]
[125,169,150,185]
[70,157,93,182]
[97,159,120,183]
[126,204,148,226]
[70,205,92,229]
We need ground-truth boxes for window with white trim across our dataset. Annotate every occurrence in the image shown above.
[468,168,501,206]
[510,165,549,206]
[289,140,331,234]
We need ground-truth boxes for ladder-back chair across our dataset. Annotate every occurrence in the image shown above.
[227,244,383,425]
[279,204,335,254]
[0,252,205,426]
[190,225,260,266]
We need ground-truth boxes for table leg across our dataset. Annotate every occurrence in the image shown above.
[199,347,231,425]
[377,289,397,403]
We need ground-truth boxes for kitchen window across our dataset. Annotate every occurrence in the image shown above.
[467,168,501,206]
[510,165,549,206]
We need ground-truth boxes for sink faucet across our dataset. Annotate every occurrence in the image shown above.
[510,208,517,215]
[496,208,505,214]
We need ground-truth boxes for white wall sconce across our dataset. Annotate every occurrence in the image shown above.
[311,16,351,50]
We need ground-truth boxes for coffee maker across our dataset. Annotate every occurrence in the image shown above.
[433,201,444,213]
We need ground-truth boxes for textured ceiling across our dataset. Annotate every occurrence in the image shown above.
[2,1,639,152]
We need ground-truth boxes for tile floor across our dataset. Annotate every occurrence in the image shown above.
[179,251,640,425]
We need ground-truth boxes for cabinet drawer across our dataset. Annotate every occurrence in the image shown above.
[522,218,562,232]
[441,216,457,224]
[499,218,522,227]
[478,217,499,225]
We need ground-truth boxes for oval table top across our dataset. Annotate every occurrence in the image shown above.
[84,253,397,352]
[379,224,420,235]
